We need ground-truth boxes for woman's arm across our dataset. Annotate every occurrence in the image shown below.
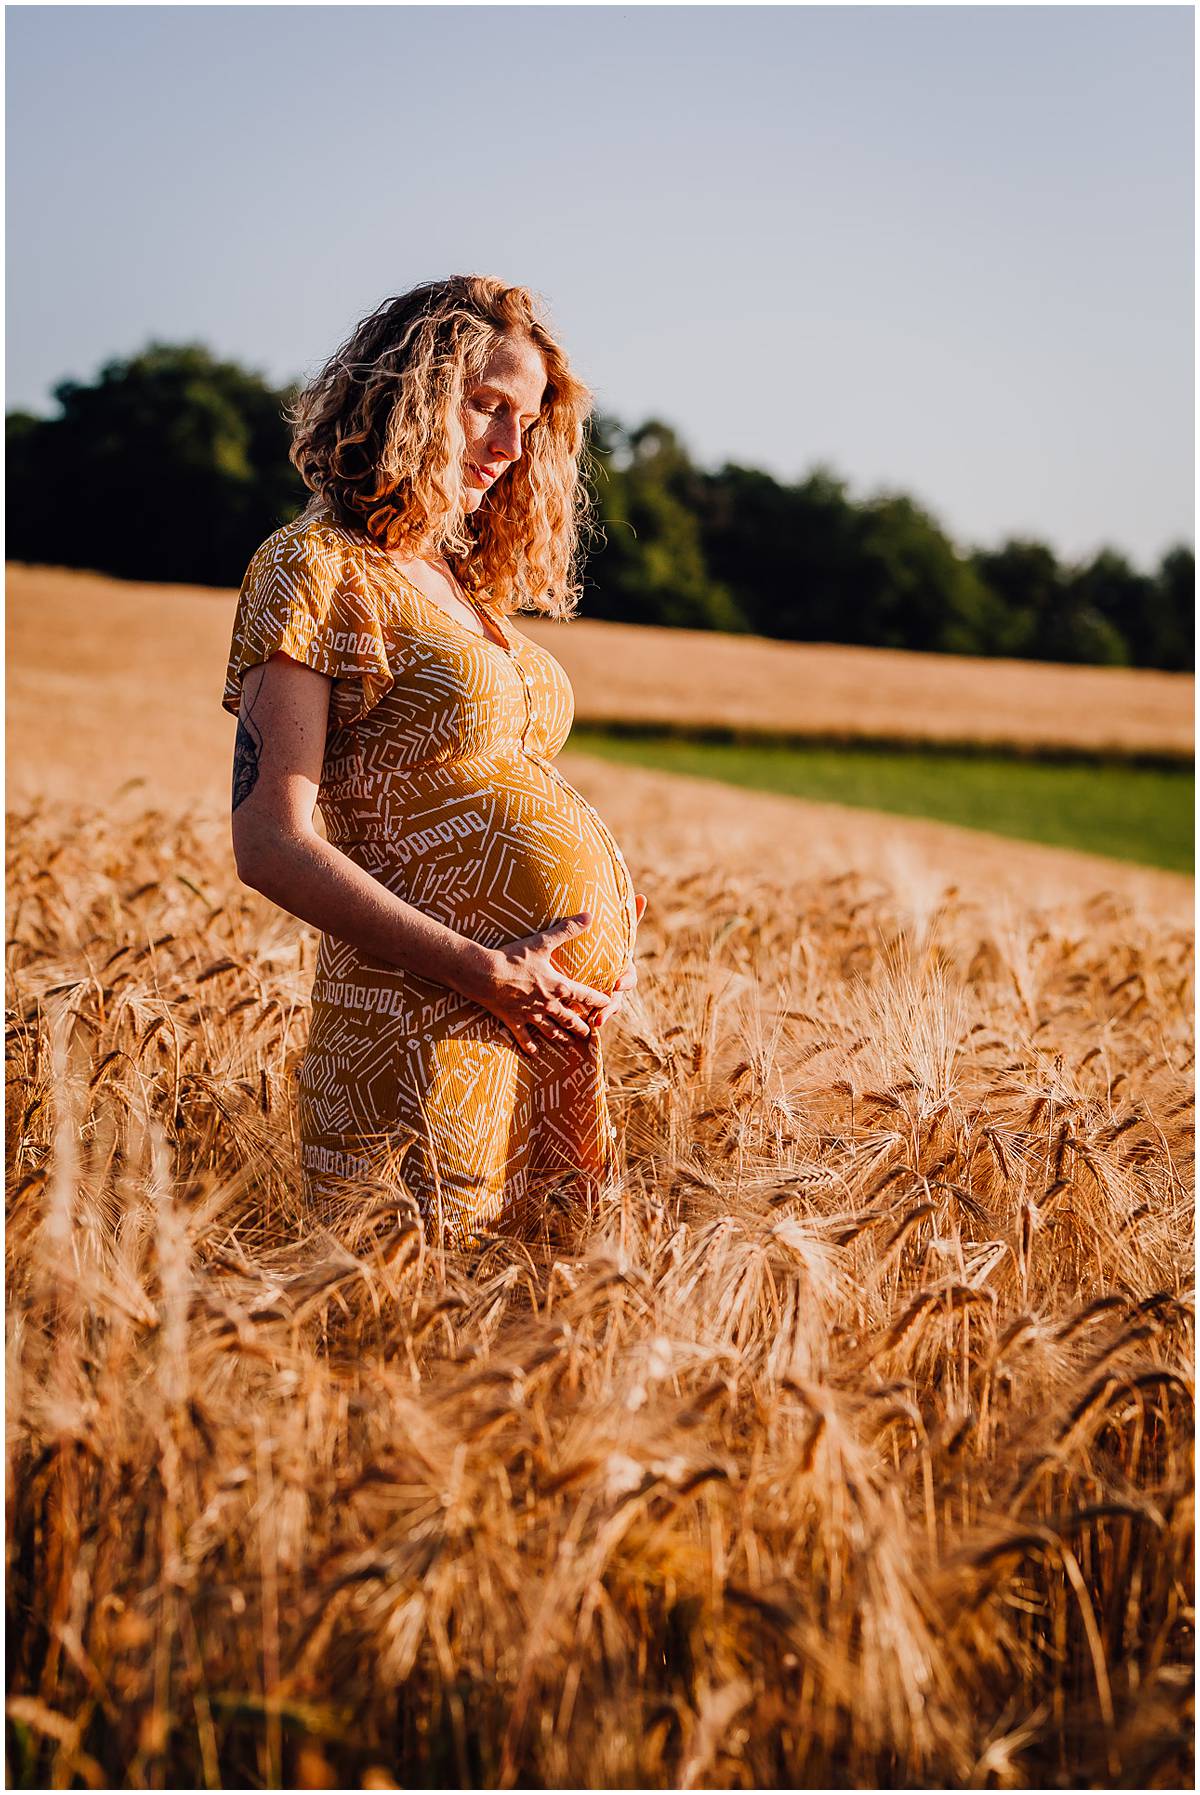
[231,653,614,1054]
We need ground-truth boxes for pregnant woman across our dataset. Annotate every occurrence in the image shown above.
[223,275,645,1246]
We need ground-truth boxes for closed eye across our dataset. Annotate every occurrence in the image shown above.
[471,392,539,428]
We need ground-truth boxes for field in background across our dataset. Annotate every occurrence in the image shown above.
[7,563,1195,903]
[6,800,1193,1788]
[571,727,1194,871]
[541,625,1193,761]
[8,562,1194,777]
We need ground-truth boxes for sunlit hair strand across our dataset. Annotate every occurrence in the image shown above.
[287,275,596,619]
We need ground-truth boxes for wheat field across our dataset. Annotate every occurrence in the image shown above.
[6,776,1194,1788]
[7,564,1194,782]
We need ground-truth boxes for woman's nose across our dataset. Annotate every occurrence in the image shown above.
[490,418,523,461]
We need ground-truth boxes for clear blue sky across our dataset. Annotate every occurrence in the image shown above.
[6,4,1193,569]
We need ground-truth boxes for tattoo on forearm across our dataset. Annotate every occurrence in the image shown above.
[232,689,264,812]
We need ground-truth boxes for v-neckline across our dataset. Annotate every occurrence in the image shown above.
[358,532,516,658]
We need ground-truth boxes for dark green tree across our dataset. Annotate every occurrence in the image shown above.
[848,492,1003,655]
[1146,545,1194,672]
[691,462,861,643]
[970,539,1067,660]
[972,539,1133,665]
[696,467,1004,655]
[1061,548,1152,668]
[6,343,304,586]
[6,341,1191,670]
[583,417,748,631]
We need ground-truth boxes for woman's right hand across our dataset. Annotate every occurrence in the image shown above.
[466,911,614,1058]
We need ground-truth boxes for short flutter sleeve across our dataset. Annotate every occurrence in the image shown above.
[221,523,394,733]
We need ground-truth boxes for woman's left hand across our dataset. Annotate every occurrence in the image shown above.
[592,892,647,1029]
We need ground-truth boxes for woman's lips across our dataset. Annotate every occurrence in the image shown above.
[469,463,495,486]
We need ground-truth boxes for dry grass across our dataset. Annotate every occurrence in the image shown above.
[8,566,1194,800]
[532,625,1192,760]
[6,796,1194,1789]
[5,558,1193,933]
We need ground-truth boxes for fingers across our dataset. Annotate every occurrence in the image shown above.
[541,909,592,942]
[504,904,648,1052]
[538,1000,592,1044]
[560,973,611,1011]
[514,994,596,1057]
[514,979,629,1052]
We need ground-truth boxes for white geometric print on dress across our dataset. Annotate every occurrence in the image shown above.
[223,513,635,1243]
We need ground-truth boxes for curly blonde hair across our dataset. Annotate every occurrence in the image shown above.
[288,276,596,619]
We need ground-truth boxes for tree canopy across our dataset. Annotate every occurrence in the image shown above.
[7,343,1192,669]
[7,343,300,587]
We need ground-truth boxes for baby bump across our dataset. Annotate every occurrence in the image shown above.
[368,756,636,993]
[529,808,636,993]
[478,763,635,992]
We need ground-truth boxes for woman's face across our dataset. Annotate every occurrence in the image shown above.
[460,335,547,512]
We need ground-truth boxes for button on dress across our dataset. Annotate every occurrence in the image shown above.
[222,513,637,1244]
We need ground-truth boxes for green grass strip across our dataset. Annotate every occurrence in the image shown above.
[568,726,1195,873]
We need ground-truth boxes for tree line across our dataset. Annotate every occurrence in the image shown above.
[7,343,1193,670]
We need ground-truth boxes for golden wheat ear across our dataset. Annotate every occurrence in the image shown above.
[5,798,1192,1790]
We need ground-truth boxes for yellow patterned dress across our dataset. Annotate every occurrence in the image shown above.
[222,512,637,1243]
